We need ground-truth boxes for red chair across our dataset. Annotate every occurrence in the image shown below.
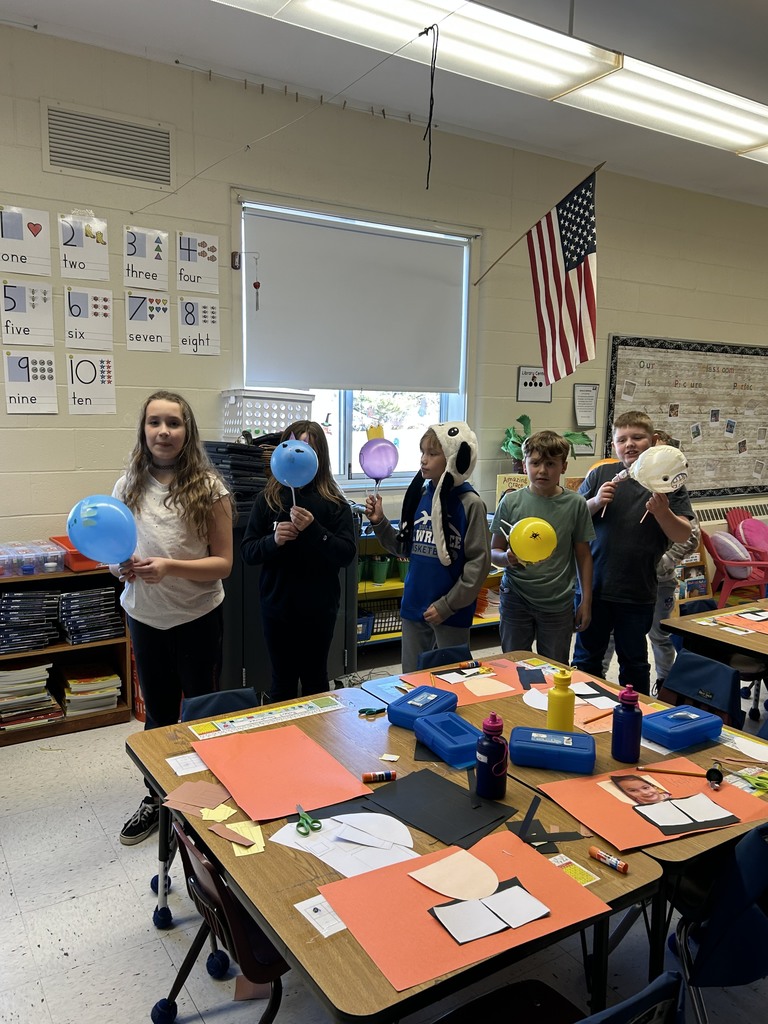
[701,529,768,608]
[725,506,754,537]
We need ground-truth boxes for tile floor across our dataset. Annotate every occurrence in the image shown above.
[1,628,766,1024]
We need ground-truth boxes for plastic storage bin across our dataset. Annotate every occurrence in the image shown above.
[641,705,723,751]
[0,540,66,575]
[49,536,102,571]
[509,726,596,774]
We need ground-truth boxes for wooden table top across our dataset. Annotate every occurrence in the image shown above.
[661,598,768,659]
[126,679,661,1024]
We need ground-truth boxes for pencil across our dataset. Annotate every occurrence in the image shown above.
[635,765,707,778]
[583,707,614,724]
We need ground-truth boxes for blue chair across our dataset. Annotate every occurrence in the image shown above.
[428,971,684,1024]
[181,686,260,721]
[417,644,473,671]
[658,648,745,729]
[671,822,768,1024]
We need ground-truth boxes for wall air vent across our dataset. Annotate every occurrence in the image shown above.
[43,102,174,189]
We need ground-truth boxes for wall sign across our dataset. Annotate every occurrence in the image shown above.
[517,365,552,403]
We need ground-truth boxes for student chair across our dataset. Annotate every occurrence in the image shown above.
[670,821,768,1024]
[151,822,289,1024]
[725,505,755,540]
[657,648,745,729]
[417,644,473,671]
[428,970,684,1024]
[700,528,768,608]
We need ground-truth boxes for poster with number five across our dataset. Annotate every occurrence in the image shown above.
[58,213,110,281]
[65,287,113,350]
[3,348,58,414]
[123,225,169,290]
[67,353,116,415]
[178,295,220,356]
[0,204,52,277]
[2,277,54,346]
[177,231,219,294]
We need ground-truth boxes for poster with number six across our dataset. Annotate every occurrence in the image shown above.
[64,287,113,350]
[67,353,116,415]
[178,295,220,356]
[3,348,58,414]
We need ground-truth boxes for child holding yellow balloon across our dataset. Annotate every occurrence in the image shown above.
[490,430,594,663]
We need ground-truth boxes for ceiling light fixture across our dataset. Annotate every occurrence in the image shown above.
[210,0,768,160]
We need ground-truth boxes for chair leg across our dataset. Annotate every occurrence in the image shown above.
[675,918,709,1024]
[165,921,211,1005]
[257,976,284,1024]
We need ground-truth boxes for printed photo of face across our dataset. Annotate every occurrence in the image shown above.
[610,775,671,805]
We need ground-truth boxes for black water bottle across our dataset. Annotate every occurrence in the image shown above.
[611,684,643,764]
[476,711,508,799]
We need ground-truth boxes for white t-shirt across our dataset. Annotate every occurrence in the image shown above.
[112,473,228,630]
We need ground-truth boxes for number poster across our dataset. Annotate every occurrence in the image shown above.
[58,213,110,281]
[178,294,220,356]
[2,277,54,346]
[65,287,114,350]
[177,231,219,294]
[123,225,169,291]
[0,205,52,277]
[3,348,58,414]
[67,353,116,415]
[125,289,171,352]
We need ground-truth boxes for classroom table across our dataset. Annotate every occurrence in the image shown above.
[660,598,768,660]
[126,681,661,1022]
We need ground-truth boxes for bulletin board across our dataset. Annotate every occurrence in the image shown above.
[606,334,768,499]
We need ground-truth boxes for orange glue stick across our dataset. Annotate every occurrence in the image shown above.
[589,846,629,874]
[362,770,397,783]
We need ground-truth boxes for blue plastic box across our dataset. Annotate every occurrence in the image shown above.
[641,705,722,751]
[414,712,483,769]
[509,727,596,774]
[387,686,458,730]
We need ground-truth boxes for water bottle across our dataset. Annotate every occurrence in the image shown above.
[547,667,575,732]
[476,711,508,800]
[611,684,643,763]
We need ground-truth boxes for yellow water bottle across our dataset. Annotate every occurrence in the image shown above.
[547,667,575,731]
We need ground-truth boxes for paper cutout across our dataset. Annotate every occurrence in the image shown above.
[549,854,600,886]
[632,793,739,834]
[200,803,237,822]
[482,883,550,929]
[269,816,419,877]
[294,895,347,937]
[208,822,255,846]
[409,849,499,900]
[332,812,413,847]
[164,779,231,816]
[464,677,515,697]
[432,897,509,943]
[226,820,265,856]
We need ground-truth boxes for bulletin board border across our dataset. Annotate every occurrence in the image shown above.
[606,333,768,500]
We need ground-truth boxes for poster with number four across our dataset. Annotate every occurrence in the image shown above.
[178,295,220,356]
[177,231,219,294]
[3,349,58,414]
[2,277,54,346]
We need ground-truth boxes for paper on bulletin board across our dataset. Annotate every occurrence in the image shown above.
[3,348,58,414]
[125,289,172,352]
[0,277,54,346]
[58,213,110,281]
[0,205,52,276]
[66,352,116,414]
[123,224,169,290]
[574,383,599,427]
[64,287,114,350]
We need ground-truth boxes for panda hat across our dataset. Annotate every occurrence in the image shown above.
[398,421,478,566]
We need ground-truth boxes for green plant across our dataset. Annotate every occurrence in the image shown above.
[501,415,592,469]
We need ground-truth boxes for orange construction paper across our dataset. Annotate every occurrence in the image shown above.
[717,611,768,634]
[319,830,609,992]
[540,756,768,851]
[192,724,371,821]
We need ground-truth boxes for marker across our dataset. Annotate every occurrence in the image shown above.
[589,846,629,874]
[362,770,397,783]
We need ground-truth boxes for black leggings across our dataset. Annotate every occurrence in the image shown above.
[128,606,223,731]
[261,604,338,704]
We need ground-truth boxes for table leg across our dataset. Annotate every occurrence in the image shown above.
[589,919,609,1012]
[648,888,667,979]
[152,803,174,929]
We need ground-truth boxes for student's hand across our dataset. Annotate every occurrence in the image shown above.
[290,505,314,532]
[274,521,299,546]
[117,558,137,583]
[365,495,383,524]
[130,557,170,584]
[423,603,444,625]
[574,600,591,632]
[597,479,617,509]
[645,492,670,518]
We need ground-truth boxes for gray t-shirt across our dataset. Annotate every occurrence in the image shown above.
[490,486,594,610]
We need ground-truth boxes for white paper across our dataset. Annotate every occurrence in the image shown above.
[167,752,207,776]
[294,895,347,937]
[523,688,549,711]
[269,817,418,877]
[481,886,550,929]
[585,696,617,710]
[572,682,600,696]
[432,899,509,943]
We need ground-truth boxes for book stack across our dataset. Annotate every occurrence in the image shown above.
[0,661,64,732]
[0,590,60,654]
[58,663,122,717]
[58,588,124,644]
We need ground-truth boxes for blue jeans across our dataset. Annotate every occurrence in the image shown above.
[499,583,575,664]
[572,596,654,694]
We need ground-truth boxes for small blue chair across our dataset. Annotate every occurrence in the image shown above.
[181,686,260,721]
[417,644,473,671]
[658,648,745,729]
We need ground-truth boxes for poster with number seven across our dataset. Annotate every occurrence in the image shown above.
[3,349,58,414]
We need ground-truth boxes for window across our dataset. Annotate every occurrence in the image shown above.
[240,198,471,486]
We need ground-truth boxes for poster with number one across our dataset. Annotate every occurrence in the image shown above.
[65,287,113,350]
[3,349,58,414]
[67,353,116,415]
[0,205,52,277]
[178,295,220,356]
[125,289,171,352]
[123,225,169,290]
[177,231,219,294]
[59,213,110,281]
[2,277,54,346]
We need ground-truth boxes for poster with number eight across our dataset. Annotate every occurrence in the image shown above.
[3,348,58,414]
[0,205,52,277]
[178,295,220,356]
[58,213,110,281]
[2,277,55,346]
[65,287,114,350]
[67,353,116,415]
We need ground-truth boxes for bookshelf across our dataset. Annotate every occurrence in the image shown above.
[673,539,713,613]
[0,567,132,746]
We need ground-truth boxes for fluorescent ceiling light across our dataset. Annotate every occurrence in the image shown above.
[211,0,768,159]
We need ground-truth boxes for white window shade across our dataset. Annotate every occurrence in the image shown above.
[243,204,468,392]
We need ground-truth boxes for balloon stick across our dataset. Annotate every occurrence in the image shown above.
[291,485,296,506]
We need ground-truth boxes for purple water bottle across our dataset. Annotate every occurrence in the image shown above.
[476,711,508,799]
[611,684,642,764]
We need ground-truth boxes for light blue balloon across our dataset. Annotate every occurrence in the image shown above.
[270,439,319,489]
[67,494,137,564]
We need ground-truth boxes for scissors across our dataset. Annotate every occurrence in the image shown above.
[358,706,386,719]
[295,804,322,836]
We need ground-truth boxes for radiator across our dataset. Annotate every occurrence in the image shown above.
[691,499,768,531]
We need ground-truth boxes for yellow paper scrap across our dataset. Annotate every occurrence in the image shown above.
[380,754,399,762]
[228,820,265,856]
[200,803,237,822]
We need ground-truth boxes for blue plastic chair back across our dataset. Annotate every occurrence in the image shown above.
[417,644,473,671]
[671,599,719,652]
[659,648,745,729]
[582,970,684,1024]
[180,687,260,721]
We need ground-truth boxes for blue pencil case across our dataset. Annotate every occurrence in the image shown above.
[387,686,458,730]
[414,712,483,768]
[641,705,722,751]
[509,727,596,774]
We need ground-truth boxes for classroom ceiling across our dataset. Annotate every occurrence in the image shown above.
[5,0,768,207]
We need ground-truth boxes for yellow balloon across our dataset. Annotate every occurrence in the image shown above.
[509,517,557,564]
[589,457,620,471]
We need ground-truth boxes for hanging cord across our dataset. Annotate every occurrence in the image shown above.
[419,24,439,190]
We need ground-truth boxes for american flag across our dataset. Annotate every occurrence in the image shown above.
[526,172,597,385]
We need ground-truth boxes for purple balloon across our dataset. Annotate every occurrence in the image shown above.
[359,438,399,482]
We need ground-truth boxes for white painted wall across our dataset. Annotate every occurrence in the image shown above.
[2,25,768,540]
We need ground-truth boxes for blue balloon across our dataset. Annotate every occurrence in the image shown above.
[67,495,137,564]
[270,439,319,489]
